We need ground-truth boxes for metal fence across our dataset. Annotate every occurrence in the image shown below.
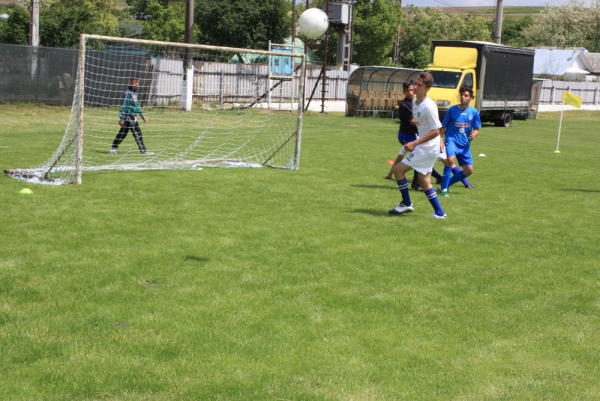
[0,44,79,105]
[0,44,349,107]
[5,43,597,107]
[190,62,348,104]
[538,80,600,105]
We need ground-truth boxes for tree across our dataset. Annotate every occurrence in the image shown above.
[351,0,404,66]
[0,4,30,45]
[306,0,403,66]
[398,6,492,69]
[522,0,588,49]
[40,0,118,47]
[459,14,492,41]
[140,0,185,42]
[126,0,185,21]
[583,0,600,52]
[195,0,290,49]
[501,16,535,47]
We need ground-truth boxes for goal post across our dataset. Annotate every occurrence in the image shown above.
[5,34,306,185]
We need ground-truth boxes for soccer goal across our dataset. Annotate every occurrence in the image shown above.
[5,34,306,185]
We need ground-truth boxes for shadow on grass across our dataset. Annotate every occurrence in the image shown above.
[352,209,397,217]
[351,184,397,190]
[560,188,600,193]
[184,256,210,262]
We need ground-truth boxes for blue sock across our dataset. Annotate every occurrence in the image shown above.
[425,187,444,216]
[449,171,466,187]
[431,168,442,181]
[452,166,471,187]
[442,166,452,191]
[396,178,411,206]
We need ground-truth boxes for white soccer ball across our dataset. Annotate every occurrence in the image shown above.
[298,8,329,39]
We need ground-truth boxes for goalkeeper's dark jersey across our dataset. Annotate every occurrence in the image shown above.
[398,97,418,135]
[119,86,144,120]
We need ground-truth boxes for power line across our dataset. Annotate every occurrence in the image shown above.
[432,0,494,16]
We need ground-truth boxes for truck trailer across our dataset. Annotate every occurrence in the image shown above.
[424,40,535,127]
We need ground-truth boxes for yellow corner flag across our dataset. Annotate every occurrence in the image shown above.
[563,90,582,108]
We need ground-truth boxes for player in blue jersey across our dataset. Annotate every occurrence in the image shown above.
[438,86,481,196]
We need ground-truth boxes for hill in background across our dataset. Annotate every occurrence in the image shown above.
[413,6,544,19]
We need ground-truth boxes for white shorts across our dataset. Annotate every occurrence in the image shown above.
[402,145,446,174]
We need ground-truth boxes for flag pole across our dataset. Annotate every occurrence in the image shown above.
[555,90,565,154]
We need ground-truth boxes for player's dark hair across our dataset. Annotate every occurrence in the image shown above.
[459,86,474,98]
[129,75,139,81]
[402,80,414,91]
[418,72,434,89]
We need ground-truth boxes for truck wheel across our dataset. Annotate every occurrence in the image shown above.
[494,112,513,128]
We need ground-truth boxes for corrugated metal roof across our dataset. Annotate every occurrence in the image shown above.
[583,53,600,73]
[533,48,591,75]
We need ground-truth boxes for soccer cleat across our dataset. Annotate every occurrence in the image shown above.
[141,150,154,155]
[465,184,477,189]
[430,213,447,219]
[441,189,449,197]
[388,202,414,215]
[411,183,423,191]
[109,148,118,154]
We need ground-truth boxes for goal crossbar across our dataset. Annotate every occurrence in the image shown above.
[5,34,306,185]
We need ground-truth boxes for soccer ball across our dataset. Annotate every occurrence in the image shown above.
[298,8,329,39]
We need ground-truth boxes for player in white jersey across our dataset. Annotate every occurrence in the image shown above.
[388,72,447,219]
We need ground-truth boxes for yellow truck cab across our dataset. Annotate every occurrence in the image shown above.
[424,41,535,127]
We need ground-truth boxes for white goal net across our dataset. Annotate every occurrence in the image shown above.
[5,35,305,185]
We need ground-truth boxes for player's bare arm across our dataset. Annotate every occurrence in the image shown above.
[404,128,440,152]
[468,128,479,141]
[440,127,446,153]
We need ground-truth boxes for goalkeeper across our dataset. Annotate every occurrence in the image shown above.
[110,76,153,155]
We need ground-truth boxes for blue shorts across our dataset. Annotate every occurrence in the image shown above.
[445,141,473,166]
[398,132,417,146]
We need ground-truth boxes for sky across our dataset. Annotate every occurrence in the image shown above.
[403,0,581,6]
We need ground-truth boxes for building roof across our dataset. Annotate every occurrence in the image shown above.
[532,48,591,76]
[118,25,143,38]
[583,53,600,73]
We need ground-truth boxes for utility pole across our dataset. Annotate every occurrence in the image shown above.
[291,0,296,46]
[184,0,194,55]
[393,27,401,67]
[321,0,330,113]
[182,0,194,110]
[28,0,39,83]
[493,0,503,44]
[28,0,39,46]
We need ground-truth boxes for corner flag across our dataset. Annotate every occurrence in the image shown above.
[562,91,582,108]
[555,90,583,153]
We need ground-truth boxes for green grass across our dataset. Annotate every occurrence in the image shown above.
[472,7,544,15]
[1,105,599,400]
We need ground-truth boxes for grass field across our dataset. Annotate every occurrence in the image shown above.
[1,105,599,400]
